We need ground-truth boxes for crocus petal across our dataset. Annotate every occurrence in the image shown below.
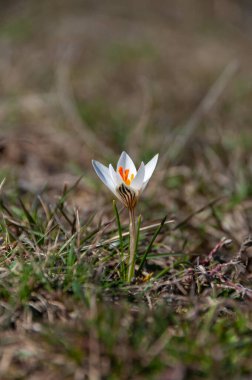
[116,151,137,176]
[130,162,145,191]
[92,160,117,196]
[109,164,122,187]
[144,154,159,182]
[141,154,159,191]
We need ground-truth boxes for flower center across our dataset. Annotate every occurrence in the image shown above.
[118,166,134,186]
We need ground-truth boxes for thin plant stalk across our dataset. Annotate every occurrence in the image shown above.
[127,207,136,282]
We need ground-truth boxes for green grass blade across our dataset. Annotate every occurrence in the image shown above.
[113,200,125,279]
[138,215,167,273]
[135,215,142,253]
[128,214,142,282]
[19,198,36,226]
[113,200,123,252]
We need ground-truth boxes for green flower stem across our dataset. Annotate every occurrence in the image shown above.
[127,207,136,282]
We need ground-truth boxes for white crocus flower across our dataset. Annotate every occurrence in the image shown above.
[92,151,159,283]
[92,151,158,209]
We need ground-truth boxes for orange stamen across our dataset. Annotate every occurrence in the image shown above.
[124,169,129,182]
[118,166,134,186]
[119,166,124,179]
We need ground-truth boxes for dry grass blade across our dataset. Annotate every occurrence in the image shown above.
[159,59,239,168]
[80,219,174,252]
[0,178,6,192]
[173,196,226,230]
[128,78,151,157]
[56,59,114,158]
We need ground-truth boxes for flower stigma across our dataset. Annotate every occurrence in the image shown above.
[118,166,135,186]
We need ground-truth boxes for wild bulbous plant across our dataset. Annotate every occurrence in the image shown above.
[92,151,159,283]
